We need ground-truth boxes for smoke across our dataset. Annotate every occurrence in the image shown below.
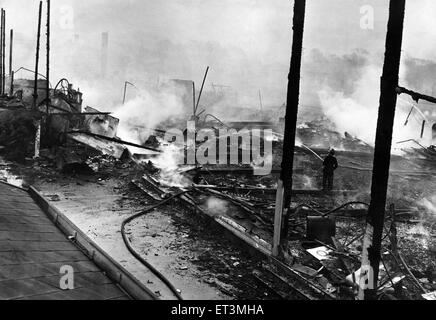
[418,195,436,216]
[151,143,190,188]
[1,0,295,111]
[206,196,229,216]
[318,65,378,144]
[3,0,436,128]
[317,58,433,147]
[112,84,187,143]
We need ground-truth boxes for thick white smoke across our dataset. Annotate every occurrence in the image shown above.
[112,84,186,143]
[318,65,433,147]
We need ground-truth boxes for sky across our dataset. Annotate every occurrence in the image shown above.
[0,0,435,140]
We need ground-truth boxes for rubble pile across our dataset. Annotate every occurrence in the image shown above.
[0,109,40,162]
[1,72,435,301]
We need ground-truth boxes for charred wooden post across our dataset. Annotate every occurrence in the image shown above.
[9,70,13,96]
[396,86,436,105]
[9,29,12,76]
[44,0,51,138]
[273,0,306,256]
[2,9,5,95]
[33,2,43,159]
[358,0,406,300]
[421,120,426,138]
[0,9,3,95]
[33,1,43,109]
[46,0,50,102]
[192,81,196,117]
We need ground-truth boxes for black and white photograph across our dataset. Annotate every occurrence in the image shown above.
[0,0,434,311]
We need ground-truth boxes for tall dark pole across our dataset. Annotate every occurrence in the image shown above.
[0,9,3,96]
[46,0,50,102]
[33,1,43,109]
[358,0,406,300]
[273,0,306,256]
[9,29,12,76]
[2,9,5,95]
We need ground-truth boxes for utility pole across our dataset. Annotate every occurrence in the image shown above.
[46,0,50,102]
[2,9,5,95]
[273,0,306,256]
[192,81,196,118]
[33,1,43,160]
[0,9,3,96]
[9,29,12,76]
[9,29,13,96]
[358,0,406,300]
[33,1,42,109]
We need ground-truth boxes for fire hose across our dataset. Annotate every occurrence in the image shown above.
[121,190,190,300]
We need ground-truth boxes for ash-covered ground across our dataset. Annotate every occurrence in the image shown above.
[1,116,435,300]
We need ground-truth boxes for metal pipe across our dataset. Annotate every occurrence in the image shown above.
[358,0,406,300]
[122,81,135,105]
[195,66,209,114]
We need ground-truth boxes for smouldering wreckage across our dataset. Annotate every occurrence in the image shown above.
[0,71,435,300]
[0,0,435,300]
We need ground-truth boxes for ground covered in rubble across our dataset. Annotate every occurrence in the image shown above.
[0,154,295,300]
[1,117,436,300]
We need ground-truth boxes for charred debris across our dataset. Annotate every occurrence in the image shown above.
[0,0,435,301]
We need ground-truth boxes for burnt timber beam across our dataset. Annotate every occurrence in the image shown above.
[396,86,436,105]
[273,0,306,256]
[67,131,162,153]
[358,0,406,300]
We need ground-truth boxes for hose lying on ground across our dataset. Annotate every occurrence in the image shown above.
[121,190,190,300]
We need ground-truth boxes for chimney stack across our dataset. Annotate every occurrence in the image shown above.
[101,32,109,78]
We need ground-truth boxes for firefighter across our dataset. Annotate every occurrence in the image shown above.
[322,149,338,191]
